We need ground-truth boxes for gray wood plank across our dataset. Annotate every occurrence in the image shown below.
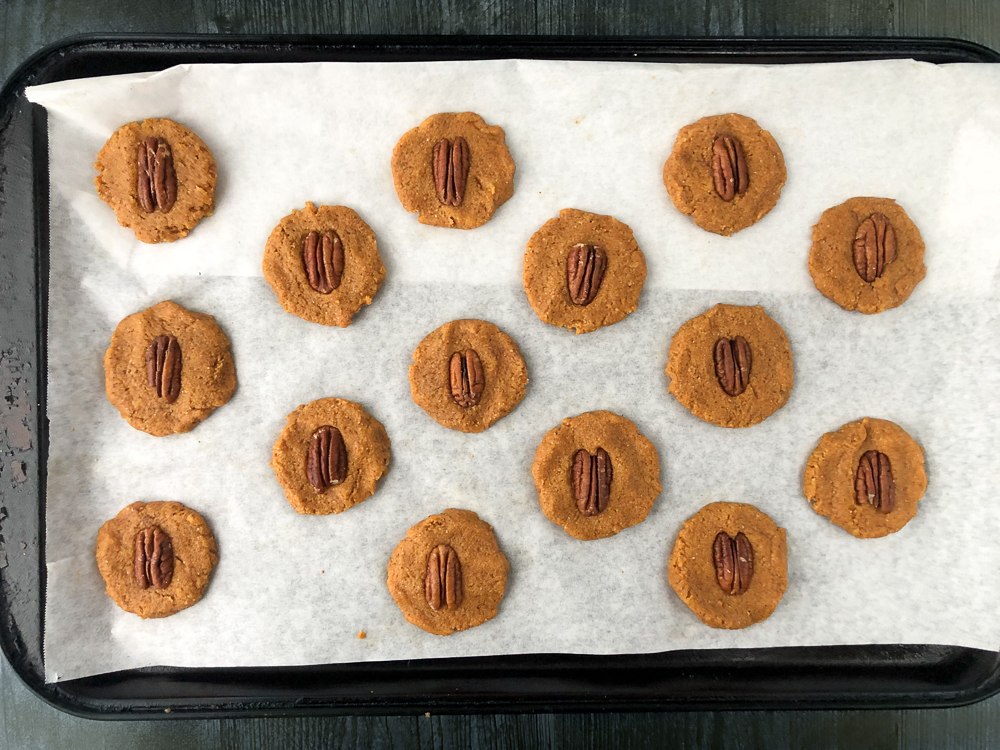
[6,646,1000,748]
[1,661,223,749]
[4,0,1000,89]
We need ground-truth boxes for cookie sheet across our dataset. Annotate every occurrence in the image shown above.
[26,59,1000,682]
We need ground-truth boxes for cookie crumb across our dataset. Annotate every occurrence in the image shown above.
[358,630,366,639]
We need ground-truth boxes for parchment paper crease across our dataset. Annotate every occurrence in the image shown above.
[26,59,1000,683]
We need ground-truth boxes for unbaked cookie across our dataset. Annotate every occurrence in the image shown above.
[391,112,515,229]
[663,113,786,236]
[668,501,788,630]
[532,410,662,541]
[809,197,926,315]
[95,118,217,243]
[270,397,391,515]
[523,208,647,334]
[96,501,218,619]
[262,202,386,327]
[804,417,927,539]
[409,319,528,433]
[104,300,237,436]
[665,303,794,428]
[387,508,509,636]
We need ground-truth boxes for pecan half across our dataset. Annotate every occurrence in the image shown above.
[566,244,608,306]
[306,425,348,491]
[714,336,752,397]
[134,525,174,590]
[572,447,613,517]
[449,349,485,408]
[712,531,753,596]
[425,544,463,611]
[852,213,898,283]
[432,136,470,206]
[855,450,896,514]
[136,136,177,213]
[711,134,749,202]
[302,230,345,294]
[145,334,182,404]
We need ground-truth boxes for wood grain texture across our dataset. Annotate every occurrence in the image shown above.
[4,0,1000,87]
[3,0,1000,748]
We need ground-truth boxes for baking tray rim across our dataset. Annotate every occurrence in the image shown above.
[2,32,1000,719]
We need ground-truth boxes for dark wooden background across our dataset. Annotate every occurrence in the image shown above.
[3,1,1000,748]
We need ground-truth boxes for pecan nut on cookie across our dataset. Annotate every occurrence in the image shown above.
[95,118,217,243]
[104,300,236,436]
[387,508,509,636]
[270,397,391,516]
[532,410,662,541]
[804,417,927,539]
[668,501,788,630]
[663,113,786,236]
[96,501,218,619]
[665,303,793,428]
[809,197,926,314]
[409,319,528,433]
[391,112,515,229]
[523,209,647,334]
[262,202,386,327]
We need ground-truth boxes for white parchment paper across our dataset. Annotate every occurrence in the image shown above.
[27,59,1000,683]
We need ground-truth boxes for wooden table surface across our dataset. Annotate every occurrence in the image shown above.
[2,1,999,748]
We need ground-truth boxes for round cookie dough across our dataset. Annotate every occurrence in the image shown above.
[271,397,391,515]
[96,501,218,619]
[804,417,927,539]
[94,118,217,243]
[663,113,786,236]
[104,300,237,436]
[387,508,509,636]
[262,202,386,327]
[532,410,662,541]
[523,208,647,334]
[409,319,528,433]
[391,112,515,229]
[668,501,788,630]
[665,303,794,429]
[809,197,926,315]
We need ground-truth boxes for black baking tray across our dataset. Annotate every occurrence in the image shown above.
[2,35,999,719]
